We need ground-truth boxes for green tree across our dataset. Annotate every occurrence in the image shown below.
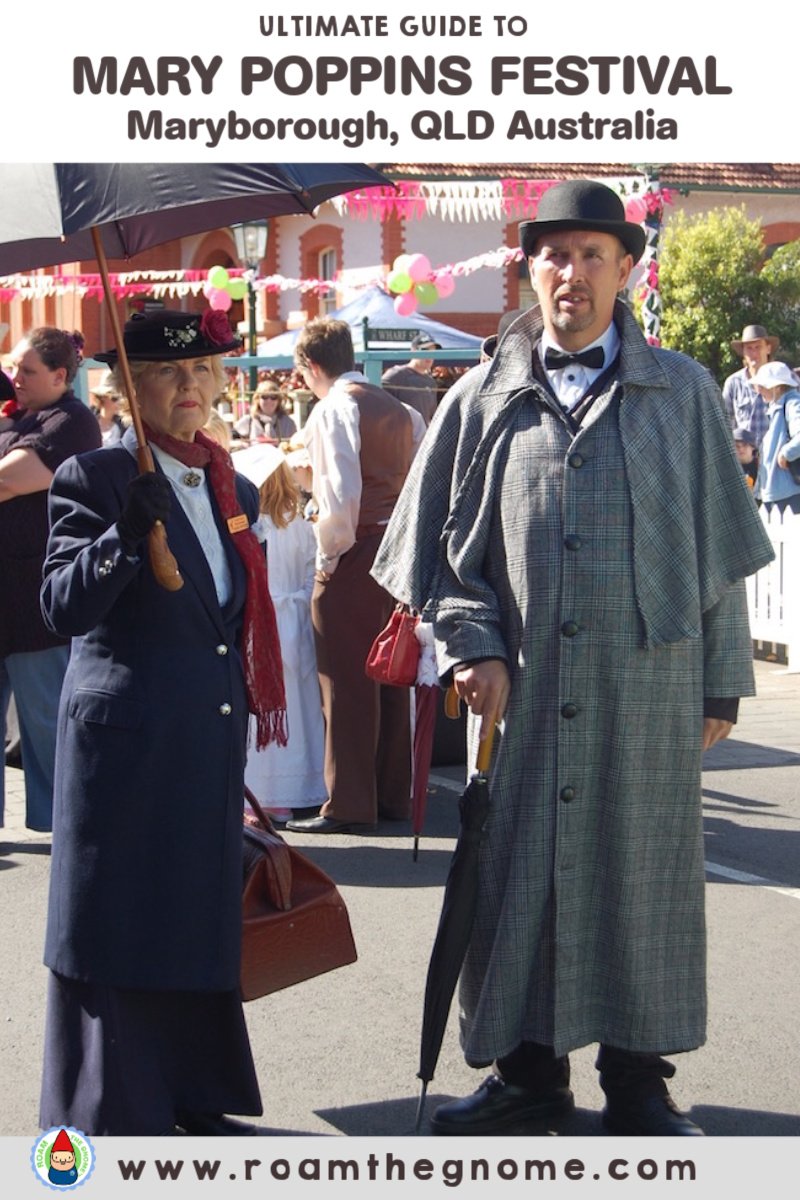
[760,240,800,366]
[657,206,785,383]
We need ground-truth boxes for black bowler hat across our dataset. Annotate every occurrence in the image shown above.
[95,309,241,364]
[519,180,647,264]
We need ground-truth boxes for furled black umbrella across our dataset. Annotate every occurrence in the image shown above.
[0,162,393,587]
[414,711,496,1133]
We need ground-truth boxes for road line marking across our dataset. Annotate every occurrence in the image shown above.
[705,860,800,899]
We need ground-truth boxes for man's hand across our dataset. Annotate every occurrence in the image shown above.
[703,718,734,751]
[453,659,510,743]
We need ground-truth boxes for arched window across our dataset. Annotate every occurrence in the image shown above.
[319,247,338,314]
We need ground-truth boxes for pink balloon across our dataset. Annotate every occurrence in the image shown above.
[625,196,648,224]
[208,287,233,311]
[406,253,432,284]
[394,292,418,316]
[434,271,455,299]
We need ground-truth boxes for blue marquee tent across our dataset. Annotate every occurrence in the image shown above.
[257,286,484,356]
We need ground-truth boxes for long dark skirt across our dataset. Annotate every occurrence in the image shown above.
[40,971,262,1134]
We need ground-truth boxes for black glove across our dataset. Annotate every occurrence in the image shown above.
[117,473,173,554]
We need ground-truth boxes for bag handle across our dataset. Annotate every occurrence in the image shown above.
[244,785,280,835]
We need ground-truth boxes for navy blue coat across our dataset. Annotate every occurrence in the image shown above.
[41,429,260,992]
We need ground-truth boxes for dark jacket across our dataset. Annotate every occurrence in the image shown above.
[41,428,259,991]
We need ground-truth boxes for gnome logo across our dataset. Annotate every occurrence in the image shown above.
[31,1126,95,1190]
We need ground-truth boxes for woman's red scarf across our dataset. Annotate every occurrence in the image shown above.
[145,424,287,749]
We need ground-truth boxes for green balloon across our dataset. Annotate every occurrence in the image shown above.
[227,278,247,301]
[388,270,412,294]
[208,265,230,289]
[415,282,439,306]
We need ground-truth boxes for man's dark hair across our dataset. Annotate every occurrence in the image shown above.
[294,318,355,378]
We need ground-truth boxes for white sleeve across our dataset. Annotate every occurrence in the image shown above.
[303,393,361,574]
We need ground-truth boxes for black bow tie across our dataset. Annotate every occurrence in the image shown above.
[544,345,605,371]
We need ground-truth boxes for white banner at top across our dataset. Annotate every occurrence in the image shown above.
[2,0,796,163]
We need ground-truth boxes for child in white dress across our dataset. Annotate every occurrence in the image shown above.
[235,443,327,823]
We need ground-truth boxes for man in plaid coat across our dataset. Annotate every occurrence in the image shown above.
[372,181,773,1137]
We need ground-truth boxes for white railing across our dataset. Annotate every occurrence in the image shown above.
[746,505,800,671]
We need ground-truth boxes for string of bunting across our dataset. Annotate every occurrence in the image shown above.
[0,179,671,328]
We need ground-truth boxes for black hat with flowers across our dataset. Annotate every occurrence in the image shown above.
[96,309,241,363]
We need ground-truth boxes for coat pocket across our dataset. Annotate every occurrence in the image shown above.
[68,688,144,730]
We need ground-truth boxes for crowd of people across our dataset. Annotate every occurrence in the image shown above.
[0,178,788,1139]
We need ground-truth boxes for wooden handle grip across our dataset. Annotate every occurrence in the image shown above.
[147,522,184,592]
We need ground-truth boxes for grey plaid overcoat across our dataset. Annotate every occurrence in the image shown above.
[373,303,774,1063]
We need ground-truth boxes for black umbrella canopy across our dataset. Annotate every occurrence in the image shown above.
[0,162,394,273]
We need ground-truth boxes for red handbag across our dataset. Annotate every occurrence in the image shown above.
[364,605,420,686]
[241,789,357,1001]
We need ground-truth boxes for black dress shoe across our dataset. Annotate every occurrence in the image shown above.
[284,815,376,834]
[602,1093,705,1136]
[175,1111,261,1136]
[430,1074,575,1135]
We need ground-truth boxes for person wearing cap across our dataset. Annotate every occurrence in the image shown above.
[722,324,779,445]
[287,317,419,834]
[38,308,286,1136]
[381,332,441,425]
[1,328,101,833]
[750,360,800,512]
[373,180,773,1137]
[732,427,759,490]
[89,369,128,447]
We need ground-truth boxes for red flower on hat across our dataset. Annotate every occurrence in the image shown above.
[200,308,234,347]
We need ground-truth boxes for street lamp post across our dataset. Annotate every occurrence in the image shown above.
[231,220,268,397]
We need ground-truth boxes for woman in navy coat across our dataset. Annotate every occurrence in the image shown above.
[39,309,286,1135]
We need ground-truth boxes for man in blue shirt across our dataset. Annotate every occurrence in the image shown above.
[722,324,779,445]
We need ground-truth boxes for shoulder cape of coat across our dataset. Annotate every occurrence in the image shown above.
[372,302,774,647]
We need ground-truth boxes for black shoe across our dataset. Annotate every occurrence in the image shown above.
[175,1110,261,1136]
[284,815,376,834]
[602,1093,705,1136]
[430,1074,575,1135]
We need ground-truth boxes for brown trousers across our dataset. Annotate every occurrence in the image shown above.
[312,532,412,824]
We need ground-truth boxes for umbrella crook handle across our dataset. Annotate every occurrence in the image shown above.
[475,723,496,776]
[91,228,183,592]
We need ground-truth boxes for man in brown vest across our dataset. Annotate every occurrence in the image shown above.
[286,318,416,834]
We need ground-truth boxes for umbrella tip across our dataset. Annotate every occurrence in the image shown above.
[413,836,420,862]
[414,1082,429,1135]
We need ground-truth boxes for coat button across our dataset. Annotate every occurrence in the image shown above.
[564,534,582,551]
[218,703,232,716]
[568,453,584,469]
[561,620,579,638]
[561,702,578,719]
[98,559,114,578]
[215,644,229,656]
[560,786,576,802]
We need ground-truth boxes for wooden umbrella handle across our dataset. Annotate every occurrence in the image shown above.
[444,684,497,775]
[92,228,183,591]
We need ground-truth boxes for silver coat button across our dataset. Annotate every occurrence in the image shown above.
[218,703,232,716]
[215,644,228,656]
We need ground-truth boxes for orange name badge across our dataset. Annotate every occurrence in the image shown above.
[227,514,249,534]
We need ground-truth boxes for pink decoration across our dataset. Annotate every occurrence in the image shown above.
[394,292,418,316]
[200,308,235,346]
[207,287,232,312]
[434,271,455,299]
[406,253,432,284]
[625,196,649,224]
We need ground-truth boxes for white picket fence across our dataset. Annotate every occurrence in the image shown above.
[746,505,800,671]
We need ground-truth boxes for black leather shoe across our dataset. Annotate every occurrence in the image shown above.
[285,815,376,834]
[430,1074,575,1135]
[602,1093,705,1136]
[175,1110,261,1136]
